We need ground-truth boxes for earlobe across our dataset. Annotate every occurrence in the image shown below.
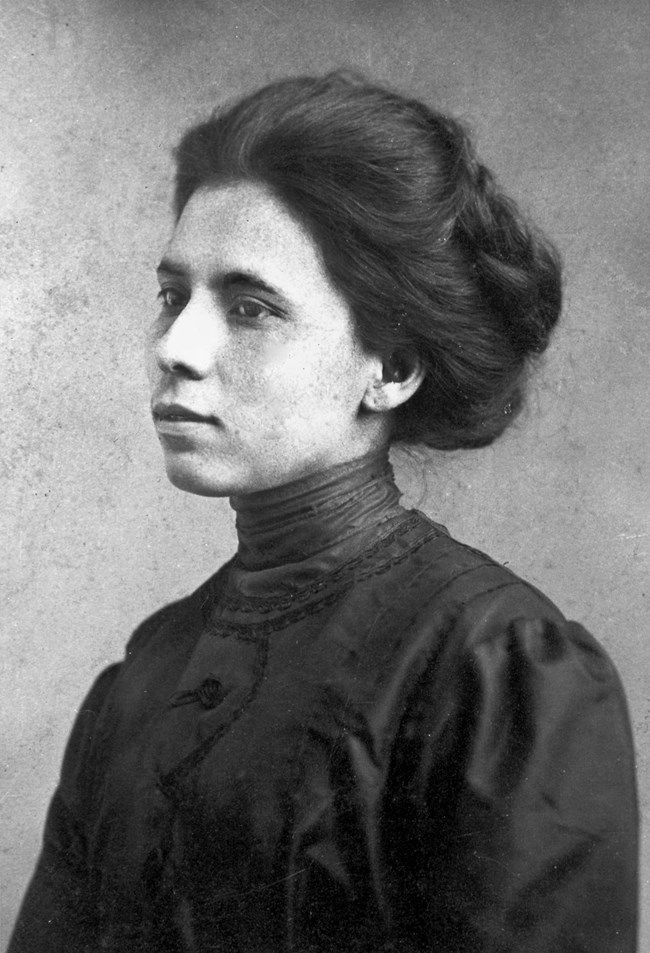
[362,354,425,413]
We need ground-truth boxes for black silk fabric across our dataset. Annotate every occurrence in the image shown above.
[10,453,638,952]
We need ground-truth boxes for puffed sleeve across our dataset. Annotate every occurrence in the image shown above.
[8,663,122,953]
[387,615,638,953]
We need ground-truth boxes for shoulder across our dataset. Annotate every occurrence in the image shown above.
[409,510,563,614]
[394,517,635,800]
[391,511,619,686]
[392,509,561,625]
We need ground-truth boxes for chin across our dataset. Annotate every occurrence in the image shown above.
[163,461,235,498]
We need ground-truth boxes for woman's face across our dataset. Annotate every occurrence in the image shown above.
[148,182,387,496]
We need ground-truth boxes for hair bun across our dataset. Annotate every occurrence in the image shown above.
[455,160,562,358]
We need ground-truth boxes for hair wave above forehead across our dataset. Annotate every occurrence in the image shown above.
[174,72,562,451]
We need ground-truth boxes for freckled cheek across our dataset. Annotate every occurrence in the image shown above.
[226,339,301,392]
[224,369,312,444]
[310,340,365,406]
[210,366,284,445]
[223,337,358,428]
[234,366,315,423]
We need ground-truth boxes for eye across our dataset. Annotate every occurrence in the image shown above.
[157,286,186,312]
[229,296,276,321]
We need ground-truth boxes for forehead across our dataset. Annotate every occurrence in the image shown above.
[167,182,339,302]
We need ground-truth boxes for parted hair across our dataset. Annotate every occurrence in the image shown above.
[173,72,562,449]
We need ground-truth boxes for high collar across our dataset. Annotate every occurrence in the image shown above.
[229,449,404,574]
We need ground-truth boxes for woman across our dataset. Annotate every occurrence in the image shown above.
[10,73,638,952]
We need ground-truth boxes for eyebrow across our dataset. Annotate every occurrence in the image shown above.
[156,259,283,299]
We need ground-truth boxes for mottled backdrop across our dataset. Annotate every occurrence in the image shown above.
[2,0,648,946]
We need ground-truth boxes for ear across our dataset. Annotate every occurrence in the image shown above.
[361,353,426,413]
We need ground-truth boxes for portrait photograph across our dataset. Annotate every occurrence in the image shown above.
[2,0,648,950]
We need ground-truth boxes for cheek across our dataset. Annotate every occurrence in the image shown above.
[225,342,334,433]
[234,362,318,425]
[265,340,363,424]
[307,334,367,401]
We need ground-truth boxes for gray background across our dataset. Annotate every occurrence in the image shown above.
[2,0,648,946]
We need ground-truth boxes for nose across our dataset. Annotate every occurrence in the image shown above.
[153,290,223,379]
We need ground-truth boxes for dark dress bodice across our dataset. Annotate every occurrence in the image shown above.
[10,453,638,952]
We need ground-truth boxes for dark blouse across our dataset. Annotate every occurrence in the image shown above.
[10,453,638,953]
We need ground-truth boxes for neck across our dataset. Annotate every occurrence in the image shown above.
[229,449,404,572]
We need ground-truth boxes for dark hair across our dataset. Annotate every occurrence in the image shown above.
[173,72,562,449]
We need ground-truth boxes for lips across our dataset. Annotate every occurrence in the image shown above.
[152,401,218,425]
